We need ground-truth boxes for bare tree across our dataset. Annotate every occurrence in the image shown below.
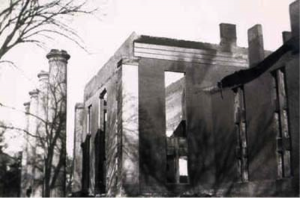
[0,0,93,60]
[0,0,98,196]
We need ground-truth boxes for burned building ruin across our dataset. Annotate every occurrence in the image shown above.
[72,1,299,196]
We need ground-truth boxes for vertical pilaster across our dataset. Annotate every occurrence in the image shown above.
[72,103,84,195]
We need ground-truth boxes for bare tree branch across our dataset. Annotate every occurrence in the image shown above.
[0,102,47,125]
[0,0,94,60]
[0,124,40,139]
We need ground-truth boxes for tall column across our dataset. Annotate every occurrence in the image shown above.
[37,71,49,144]
[46,49,70,197]
[33,71,49,197]
[21,102,30,197]
[37,71,49,108]
[27,89,39,197]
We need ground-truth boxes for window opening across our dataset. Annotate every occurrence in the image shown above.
[164,71,188,184]
[97,90,107,194]
[87,105,92,134]
[81,135,91,194]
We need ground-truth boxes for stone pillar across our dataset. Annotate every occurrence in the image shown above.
[248,24,265,67]
[72,103,84,195]
[219,23,237,52]
[38,70,49,96]
[37,71,49,134]
[27,89,39,197]
[21,102,30,197]
[32,71,49,197]
[46,49,70,197]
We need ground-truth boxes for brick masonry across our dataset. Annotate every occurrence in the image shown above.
[72,1,299,196]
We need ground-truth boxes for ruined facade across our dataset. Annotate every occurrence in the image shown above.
[21,49,69,197]
[72,1,299,196]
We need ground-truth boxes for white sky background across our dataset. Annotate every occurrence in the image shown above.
[0,0,294,157]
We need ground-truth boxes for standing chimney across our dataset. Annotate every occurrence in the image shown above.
[247,24,265,67]
[290,0,299,38]
[282,31,292,43]
[220,23,237,52]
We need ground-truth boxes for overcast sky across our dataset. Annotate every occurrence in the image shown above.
[0,0,294,157]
